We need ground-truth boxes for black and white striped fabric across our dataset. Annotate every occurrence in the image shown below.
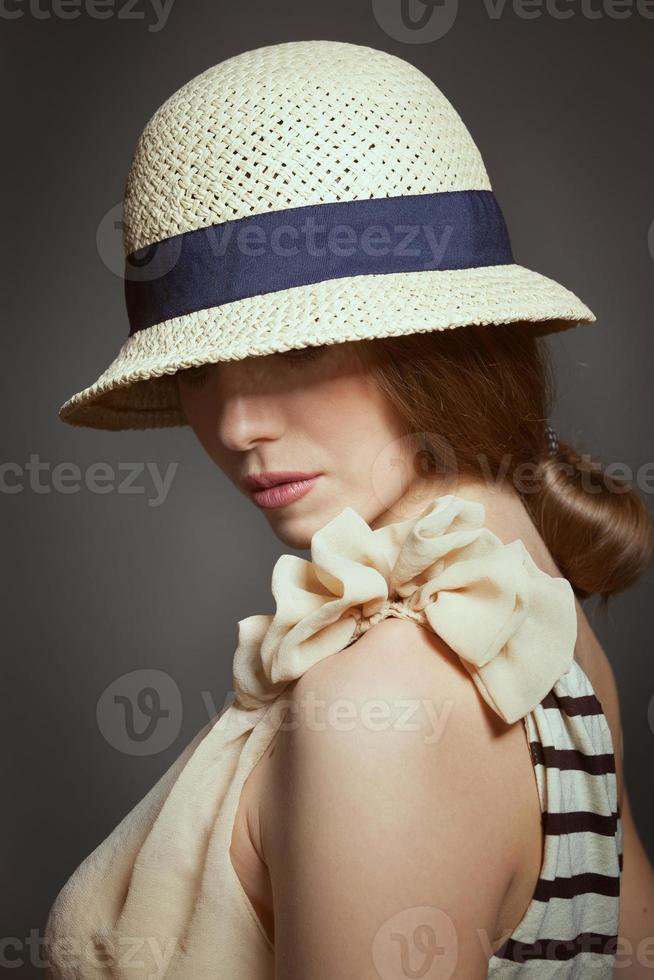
[487,658,623,977]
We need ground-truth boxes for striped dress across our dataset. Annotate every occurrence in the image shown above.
[487,657,623,978]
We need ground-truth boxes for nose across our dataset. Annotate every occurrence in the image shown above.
[215,358,286,452]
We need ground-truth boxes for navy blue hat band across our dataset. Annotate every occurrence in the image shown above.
[124,189,514,337]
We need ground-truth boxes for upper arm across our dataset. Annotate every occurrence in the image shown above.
[263,617,518,980]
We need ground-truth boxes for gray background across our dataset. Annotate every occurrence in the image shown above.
[2,1,653,974]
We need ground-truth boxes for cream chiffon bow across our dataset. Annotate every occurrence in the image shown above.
[233,492,577,725]
[44,493,577,980]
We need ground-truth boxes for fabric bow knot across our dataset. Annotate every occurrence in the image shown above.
[232,493,577,725]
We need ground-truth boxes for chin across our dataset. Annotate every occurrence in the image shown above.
[265,515,314,551]
[266,497,344,550]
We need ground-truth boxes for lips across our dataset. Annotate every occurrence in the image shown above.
[246,474,322,509]
[241,471,321,491]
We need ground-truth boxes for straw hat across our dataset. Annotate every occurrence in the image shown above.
[58,39,595,431]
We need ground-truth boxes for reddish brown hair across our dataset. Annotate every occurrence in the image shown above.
[358,323,654,608]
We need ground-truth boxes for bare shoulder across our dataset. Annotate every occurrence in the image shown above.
[281,614,496,731]
[259,617,536,978]
[267,615,512,779]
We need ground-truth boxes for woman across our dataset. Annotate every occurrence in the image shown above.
[46,39,654,979]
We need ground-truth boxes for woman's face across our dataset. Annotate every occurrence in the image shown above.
[175,341,424,548]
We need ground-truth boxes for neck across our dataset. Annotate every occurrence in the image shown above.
[370,475,561,579]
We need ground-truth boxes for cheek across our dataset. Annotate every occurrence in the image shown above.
[294,372,402,457]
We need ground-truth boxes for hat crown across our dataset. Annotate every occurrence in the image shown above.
[122,40,491,254]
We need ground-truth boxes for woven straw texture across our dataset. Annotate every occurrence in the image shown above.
[58,39,596,431]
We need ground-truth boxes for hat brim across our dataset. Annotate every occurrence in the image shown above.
[58,264,596,431]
